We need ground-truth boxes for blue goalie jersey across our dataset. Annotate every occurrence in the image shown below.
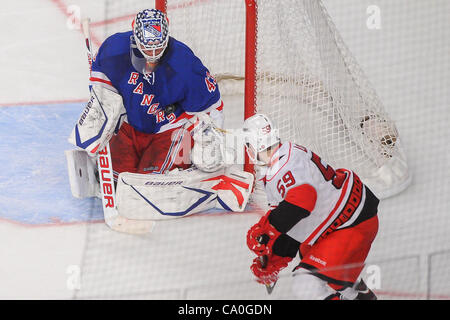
[90,31,222,134]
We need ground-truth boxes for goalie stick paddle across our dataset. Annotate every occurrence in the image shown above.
[80,18,154,235]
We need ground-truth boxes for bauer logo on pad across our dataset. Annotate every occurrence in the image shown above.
[141,18,163,42]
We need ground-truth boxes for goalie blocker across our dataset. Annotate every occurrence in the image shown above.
[68,84,127,157]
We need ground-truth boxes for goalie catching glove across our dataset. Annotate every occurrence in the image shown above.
[190,112,230,173]
[68,84,127,156]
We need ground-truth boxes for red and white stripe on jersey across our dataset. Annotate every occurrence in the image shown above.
[148,98,223,135]
[303,169,355,245]
[89,71,118,93]
[183,98,224,132]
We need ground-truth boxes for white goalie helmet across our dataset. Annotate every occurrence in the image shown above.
[132,9,169,63]
[242,114,280,165]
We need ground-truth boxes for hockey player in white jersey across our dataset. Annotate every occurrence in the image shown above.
[243,114,379,300]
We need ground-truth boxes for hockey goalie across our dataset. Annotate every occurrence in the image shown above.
[65,8,253,234]
[65,83,253,234]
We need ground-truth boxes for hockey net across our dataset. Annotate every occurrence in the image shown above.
[100,0,411,200]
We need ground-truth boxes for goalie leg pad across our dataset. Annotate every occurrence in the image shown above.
[115,166,254,220]
[209,166,254,212]
[65,149,100,198]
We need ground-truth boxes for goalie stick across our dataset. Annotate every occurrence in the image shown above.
[80,18,154,235]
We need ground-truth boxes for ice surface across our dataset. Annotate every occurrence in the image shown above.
[0,103,103,225]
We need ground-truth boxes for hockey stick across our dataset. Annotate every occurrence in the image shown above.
[260,255,276,294]
[257,235,277,295]
[81,18,154,235]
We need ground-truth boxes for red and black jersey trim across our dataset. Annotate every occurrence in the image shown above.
[335,184,379,232]
[324,293,342,300]
[268,200,310,233]
[317,174,379,241]
[272,234,301,258]
[267,197,310,259]
[348,185,379,228]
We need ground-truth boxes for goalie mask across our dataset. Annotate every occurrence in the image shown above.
[242,114,280,165]
[132,9,169,63]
